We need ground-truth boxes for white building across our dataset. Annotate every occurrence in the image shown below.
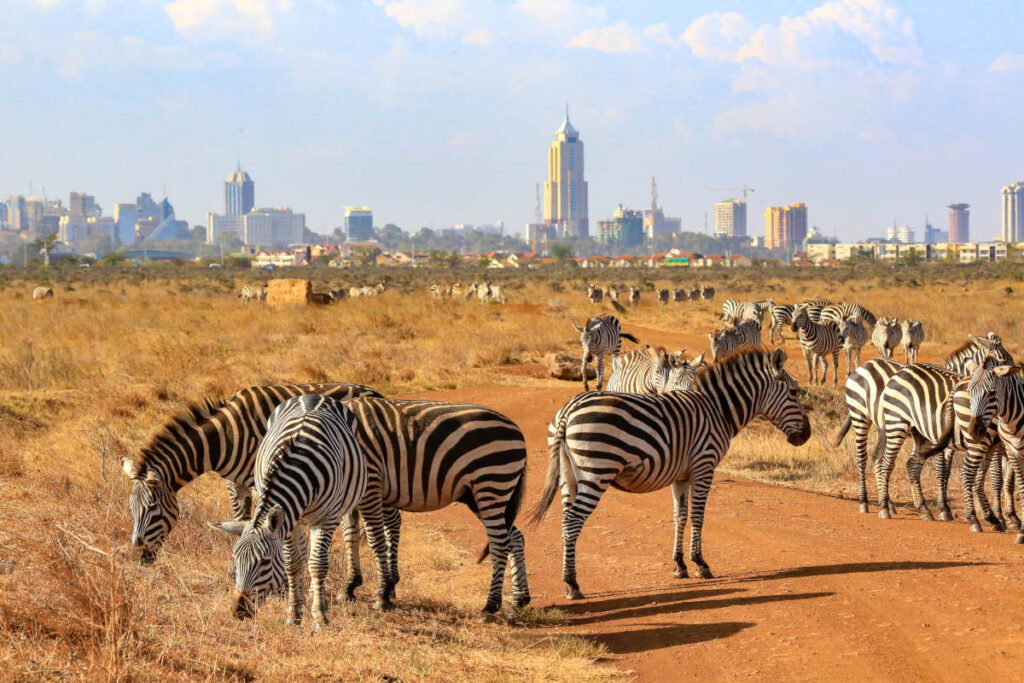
[885,225,915,243]
[1003,182,1024,243]
[207,207,305,247]
[714,199,746,238]
[113,203,137,245]
[207,213,244,244]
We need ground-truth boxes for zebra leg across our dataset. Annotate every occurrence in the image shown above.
[803,348,814,384]
[340,510,362,601]
[308,520,338,628]
[961,450,985,532]
[876,431,905,519]
[671,480,690,578]
[832,350,840,386]
[358,498,395,610]
[687,466,717,578]
[560,482,607,600]
[383,506,402,600]
[936,447,954,521]
[596,354,605,392]
[507,525,531,608]
[581,352,590,392]
[478,510,511,614]
[906,440,932,520]
[978,448,1005,531]
[283,527,308,626]
[1004,454,1021,531]
[1006,452,1024,543]
[853,420,871,513]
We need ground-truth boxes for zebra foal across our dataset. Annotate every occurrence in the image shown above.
[572,314,639,391]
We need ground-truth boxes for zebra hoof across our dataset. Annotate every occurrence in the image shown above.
[859,503,870,514]
[1007,519,1022,532]
[565,586,585,601]
[969,522,983,533]
[1015,534,1024,545]
[919,510,935,522]
[374,597,395,612]
[511,595,532,609]
[878,509,891,520]
[695,565,714,579]
[939,509,953,522]
[673,565,689,579]
[992,521,1007,533]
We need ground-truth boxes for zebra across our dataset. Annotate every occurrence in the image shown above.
[798,299,831,323]
[32,286,53,299]
[530,348,810,598]
[901,319,924,364]
[668,351,706,392]
[240,284,266,304]
[820,303,878,328]
[871,318,901,359]
[429,283,447,299]
[450,282,465,299]
[628,286,641,309]
[586,283,604,306]
[791,304,843,385]
[340,397,530,613]
[701,283,715,301]
[657,289,670,307]
[945,333,1012,374]
[768,302,795,344]
[673,288,687,306]
[708,320,761,362]
[121,382,382,566]
[688,287,701,301]
[608,347,694,394]
[487,284,507,304]
[572,314,639,391]
[328,287,346,302]
[833,357,906,514]
[606,285,619,302]
[840,316,868,377]
[214,395,367,627]
[721,298,772,324]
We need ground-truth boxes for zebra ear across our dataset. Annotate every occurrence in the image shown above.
[693,351,707,366]
[770,347,787,373]
[121,457,142,479]
[208,521,247,537]
[969,335,988,347]
[266,506,285,535]
[993,365,1023,377]
[571,323,583,333]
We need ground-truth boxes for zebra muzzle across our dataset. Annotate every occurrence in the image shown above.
[232,591,256,620]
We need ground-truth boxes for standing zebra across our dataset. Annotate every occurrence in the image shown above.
[701,283,715,301]
[791,304,843,385]
[721,298,772,324]
[798,299,831,323]
[688,287,701,301]
[341,398,530,613]
[820,303,878,328]
[840,316,868,377]
[768,303,795,344]
[945,333,1012,373]
[121,382,382,566]
[32,286,54,299]
[657,289,670,307]
[708,320,761,361]
[901,319,924,364]
[606,285,619,302]
[531,348,809,598]
[628,286,641,309]
[216,395,367,627]
[673,289,687,306]
[240,284,268,304]
[429,283,448,299]
[871,318,901,359]
[586,283,604,306]
[608,347,698,394]
[572,314,639,391]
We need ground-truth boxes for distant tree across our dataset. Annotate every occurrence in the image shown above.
[314,251,338,266]
[900,250,923,267]
[31,233,59,266]
[376,223,406,248]
[352,246,382,267]
[99,251,127,266]
[550,244,574,261]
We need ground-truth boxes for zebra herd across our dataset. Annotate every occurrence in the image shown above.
[430,281,507,304]
[584,282,715,309]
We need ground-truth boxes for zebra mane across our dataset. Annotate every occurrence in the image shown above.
[249,434,298,527]
[137,396,227,470]
[946,340,980,363]
[694,347,772,389]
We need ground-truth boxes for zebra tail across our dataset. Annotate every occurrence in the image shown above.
[528,416,573,527]
[832,416,852,448]
[477,466,527,564]
[620,332,641,345]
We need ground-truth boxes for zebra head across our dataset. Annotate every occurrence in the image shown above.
[969,334,1014,365]
[216,505,287,619]
[756,348,811,446]
[963,355,1002,438]
[790,304,809,332]
[572,318,603,363]
[122,459,178,564]
[665,351,703,392]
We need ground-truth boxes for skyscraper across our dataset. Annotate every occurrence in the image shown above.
[947,203,970,244]
[225,165,255,216]
[1002,182,1024,243]
[764,203,807,250]
[543,108,589,238]
[714,199,746,238]
[345,206,374,241]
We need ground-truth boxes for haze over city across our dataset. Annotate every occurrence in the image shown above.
[3,0,1024,239]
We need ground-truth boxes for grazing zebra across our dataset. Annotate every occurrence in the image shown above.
[721,298,772,324]
[32,286,53,299]
[215,395,367,627]
[608,347,695,394]
[840,316,868,377]
[587,284,604,306]
[688,287,701,301]
[701,283,715,301]
[572,314,639,391]
[820,303,878,328]
[833,357,906,514]
[349,286,363,298]
[531,348,810,598]
[341,398,530,613]
[240,284,267,304]
[791,305,842,385]
[673,289,687,306]
[901,319,924,364]
[328,287,346,302]
[871,318,901,359]
[121,382,382,566]
[628,286,641,309]
[487,284,507,304]
[945,333,1012,374]
[657,289,670,307]
[708,320,761,362]
[450,282,464,299]
[768,303,795,344]
[429,283,447,299]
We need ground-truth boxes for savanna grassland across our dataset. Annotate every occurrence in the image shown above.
[1,262,1022,681]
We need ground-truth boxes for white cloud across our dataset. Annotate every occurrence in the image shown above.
[56,32,240,77]
[514,0,605,29]
[568,21,644,54]
[681,12,752,62]
[462,28,493,46]
[642,23,675,48]
[989,53,1024,73]
[374,0,467,36]
[165,0,291,40]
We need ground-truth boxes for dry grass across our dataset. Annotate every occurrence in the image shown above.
[0,268,1016,680]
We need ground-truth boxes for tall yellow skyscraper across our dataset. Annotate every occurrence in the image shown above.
[544,108,589,238]
[764,203,807,250]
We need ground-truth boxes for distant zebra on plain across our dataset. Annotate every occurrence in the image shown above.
[673,289,687,306]
[531,348,810,598]
[840,316,868,376]
[792,304,842,385]
[871,318,901,359]
[657,289,670,307]
[587,284,604,306]
[214,394,367,627]
[32,286,53,300]
[708,320,761,361]
[429,283,448,299]
[240,284,267,304]
[689,287,701,301]
[572,314,639,391]
[628,286,641,309]
[901,319,924,364]
[701,283,715,301]
[606,285,619,302]
[768,303,795,344]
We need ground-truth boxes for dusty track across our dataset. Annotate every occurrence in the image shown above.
[398,371,1024,680]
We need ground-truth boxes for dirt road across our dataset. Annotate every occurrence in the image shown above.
[397,373,1024,681]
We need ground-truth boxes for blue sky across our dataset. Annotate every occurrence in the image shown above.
[2,0,1023,241]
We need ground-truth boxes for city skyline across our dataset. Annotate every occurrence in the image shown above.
[1,1,1023,239]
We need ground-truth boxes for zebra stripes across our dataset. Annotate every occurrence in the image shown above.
[721,298,772,324]
[342,398,530,613]
[587,283,603,305]
[531,348,810,598]
[839,316,868,377]
[689,286,701,301]
[657,289,670,307]
[700,283,715,300]
[820,303,877,327]
[607,347,703,394]
[768,303,795,344]
[792,305,843,385]
[871,318,901,358]
[240,284,267,304]
[798,299,831,323]
[901,319,924,364]
[945,333,1012,374]
[708,320,761,361]
[215,395,367,627]
[673,289,687,305]
[572,314,639,391]
[628,286,640,309]
[121,382,382,564]
[32,286,53,299]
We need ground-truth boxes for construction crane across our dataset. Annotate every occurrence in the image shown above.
[707,185,755,203]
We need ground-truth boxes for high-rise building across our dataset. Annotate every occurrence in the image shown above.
[886,224,915,244]
[344,206,374,241]
[924,220,947,244]
[948,203,970,244]
[243,207,305,247]
[764,203,807,250]
[1002,182,1024,243]
[543,108,589,238]
[596,204,644,246]
[225,165,255,216]
[714,199,746,238]
[4,196,27,231]
[113,203,137,245]
[69,192,100,218]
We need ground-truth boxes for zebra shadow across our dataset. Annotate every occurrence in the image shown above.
[731,560,991,583]
[580,620,755,654]
[564,590,832,626]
